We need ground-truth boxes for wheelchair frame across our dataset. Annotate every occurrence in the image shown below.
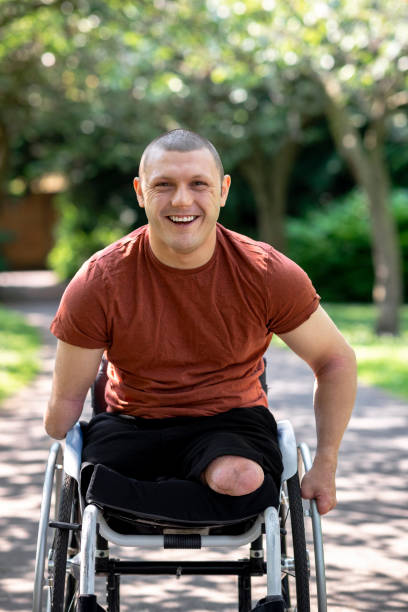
[33,419,327,612]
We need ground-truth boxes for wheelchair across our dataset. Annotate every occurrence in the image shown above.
[33,359,327,612]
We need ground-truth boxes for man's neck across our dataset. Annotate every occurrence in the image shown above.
[147,227,217,269]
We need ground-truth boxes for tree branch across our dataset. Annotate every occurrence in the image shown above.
[0,1,65,29]
[387,90,408,110]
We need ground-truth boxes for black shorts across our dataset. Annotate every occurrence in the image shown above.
[82,406,283,489]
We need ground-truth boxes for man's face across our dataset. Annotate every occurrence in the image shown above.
[133,148,230,269]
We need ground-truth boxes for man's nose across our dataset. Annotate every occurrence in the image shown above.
[170,184,193,207]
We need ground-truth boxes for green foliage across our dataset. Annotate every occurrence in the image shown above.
[2,0,408,188]
[288,118,354,217]
[273,303,408,399]
[48,192,139,279]
[287,189,408,302]
[2,0,408,309]
[324,303,408,400]
[0,305,40,403]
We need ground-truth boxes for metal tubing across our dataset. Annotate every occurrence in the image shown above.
[238,571,252,612]
[202,515,263,547]
[102,559,254,575]
[98,512,263,548]
[298,442,313,472]
[298,442,328,612]
[264,506,281,597]
[80,505,99,595]
[32,442,62,612]
[106,572,120,612]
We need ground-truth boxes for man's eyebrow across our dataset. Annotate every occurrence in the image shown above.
[149,174,212,181]
[147,175,174,184]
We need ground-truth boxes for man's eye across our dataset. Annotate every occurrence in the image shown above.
[193,181,207,187]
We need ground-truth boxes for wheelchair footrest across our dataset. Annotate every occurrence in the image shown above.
[252,595,285,611]
[78,594,106,612]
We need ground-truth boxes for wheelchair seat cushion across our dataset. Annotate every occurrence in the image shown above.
[85,464,280,530]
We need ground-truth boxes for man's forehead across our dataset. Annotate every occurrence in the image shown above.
[142,147,218,178]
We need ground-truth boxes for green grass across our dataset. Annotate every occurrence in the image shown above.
[0,305,41,403]
[2,301,405,404]
[324,303,408,400]
[273,303,408,401]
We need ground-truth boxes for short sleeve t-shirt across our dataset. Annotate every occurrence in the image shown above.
[51,224,320,418]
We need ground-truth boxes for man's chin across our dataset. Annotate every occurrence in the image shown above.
[163,238,215,268]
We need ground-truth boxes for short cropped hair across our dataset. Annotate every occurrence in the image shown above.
[139,129,224,182]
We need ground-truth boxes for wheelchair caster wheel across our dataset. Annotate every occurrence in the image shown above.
[252,595,285,611]
[78,594,106,612]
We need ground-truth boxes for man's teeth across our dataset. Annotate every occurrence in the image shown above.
[169,216,196,223]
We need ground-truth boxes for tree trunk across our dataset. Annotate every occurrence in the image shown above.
[321,78,402,334]
[239,139,298,253]
[0,119,8,201]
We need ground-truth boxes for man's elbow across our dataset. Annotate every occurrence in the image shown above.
[44,415,67,440]
[315,343,357,378]
[44,424,66,440]
[341,343,357,373]
[44,400,71,440]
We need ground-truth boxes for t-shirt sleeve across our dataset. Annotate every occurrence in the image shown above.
[266,249,320,335]
[50,257,111,349]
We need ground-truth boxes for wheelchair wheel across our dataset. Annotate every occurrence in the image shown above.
[281,472,310,612]
[51,474,80,612]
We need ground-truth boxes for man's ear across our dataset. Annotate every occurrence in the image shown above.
[133,177,145,208]
[220,174,231,208]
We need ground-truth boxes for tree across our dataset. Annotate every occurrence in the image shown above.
[0,0,319,254]
[3,0,407,337]
[267,0,408,333]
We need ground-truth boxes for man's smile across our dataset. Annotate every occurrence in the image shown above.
[167,215,199,224]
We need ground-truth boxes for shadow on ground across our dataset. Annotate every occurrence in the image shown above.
[0,295,407,611]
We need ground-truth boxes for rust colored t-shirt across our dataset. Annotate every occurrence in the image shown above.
[51,224,320,418]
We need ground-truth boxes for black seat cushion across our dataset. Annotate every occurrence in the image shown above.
[85,464,279,533]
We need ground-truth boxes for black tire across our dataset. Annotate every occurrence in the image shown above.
[279,503,291,609]
[51,475,79,612]
[286,472,310,612]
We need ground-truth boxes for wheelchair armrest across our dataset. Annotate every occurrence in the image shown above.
[277,420,298,483]
[64,422,83,483]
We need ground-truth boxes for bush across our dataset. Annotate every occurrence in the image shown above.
[287,189,408,302]
[48,193,140,280]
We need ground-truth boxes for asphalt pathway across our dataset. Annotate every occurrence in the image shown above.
[0,276,407,611]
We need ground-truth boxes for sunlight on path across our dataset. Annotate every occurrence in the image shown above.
[0,299,407,611]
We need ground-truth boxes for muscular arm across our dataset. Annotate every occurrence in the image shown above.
[278,305,357,515]
[44,340,105,440]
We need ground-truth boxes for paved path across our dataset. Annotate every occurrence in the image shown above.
[0,288,407,611]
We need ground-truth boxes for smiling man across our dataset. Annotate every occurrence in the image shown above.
[134,141,230,268]
[45,129,356,515]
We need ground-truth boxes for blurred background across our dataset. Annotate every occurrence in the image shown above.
[1,0,408,394]
[1,3,408,609]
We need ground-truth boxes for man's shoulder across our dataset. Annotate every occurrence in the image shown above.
[217,224,273,258]
[83,225,147,275]
[217,223,304,278]
[92,225,146,261]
